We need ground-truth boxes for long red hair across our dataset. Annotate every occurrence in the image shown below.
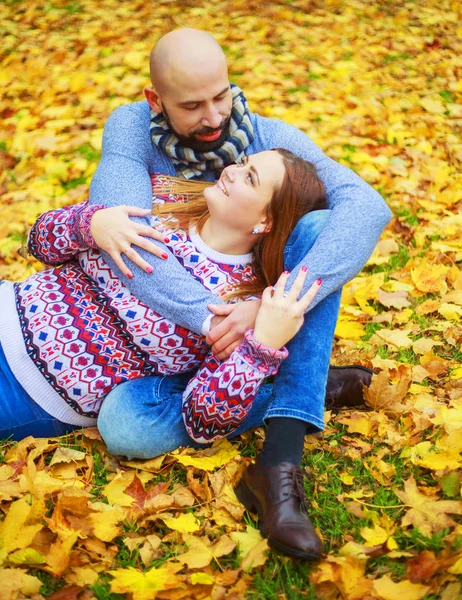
[153,149,327,298]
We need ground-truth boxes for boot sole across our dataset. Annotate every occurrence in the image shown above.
[235,479,323,561]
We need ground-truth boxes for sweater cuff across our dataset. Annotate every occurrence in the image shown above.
[80,204,106,248]
[236,329,288,376]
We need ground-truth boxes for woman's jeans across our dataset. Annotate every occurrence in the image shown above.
[98,210,341,459]
[0,342,80,441]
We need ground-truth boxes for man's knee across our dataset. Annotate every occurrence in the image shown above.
[285,209,331,262]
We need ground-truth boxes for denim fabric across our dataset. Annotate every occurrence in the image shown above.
[98,372,274,459]
[98,210,342,458]
[0,341,80,440]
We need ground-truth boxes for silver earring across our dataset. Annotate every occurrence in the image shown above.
[252,227,261,235]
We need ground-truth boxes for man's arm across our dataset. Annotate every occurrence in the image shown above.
[259,118,392,308]
[86,104,224,335]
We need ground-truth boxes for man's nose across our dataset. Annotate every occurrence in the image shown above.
[201,105,222,129]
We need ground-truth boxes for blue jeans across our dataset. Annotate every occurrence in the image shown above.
[0,342,81,441]
[98,210,341,459]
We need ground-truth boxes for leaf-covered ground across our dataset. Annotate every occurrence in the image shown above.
[1,0,461,598]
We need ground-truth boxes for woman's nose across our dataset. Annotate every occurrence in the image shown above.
[223,166,236,181]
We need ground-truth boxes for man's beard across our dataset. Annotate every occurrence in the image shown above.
[163,107,231,152]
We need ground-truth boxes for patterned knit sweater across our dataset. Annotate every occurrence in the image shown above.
[0,177,287,442]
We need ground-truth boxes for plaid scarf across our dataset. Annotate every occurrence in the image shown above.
[149,85,254,180]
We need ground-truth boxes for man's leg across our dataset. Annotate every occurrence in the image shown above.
[97,372,274,459]
[236,210,343,560]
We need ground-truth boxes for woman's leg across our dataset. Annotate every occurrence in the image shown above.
[0,342,80,441]
[236,210,339,561]
[97,372,274,459]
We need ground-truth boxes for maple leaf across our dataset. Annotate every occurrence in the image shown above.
[161,513,201,534]
[373,575,429,600]
[109,564,184,600]
[0,569,42,598]
[175,533,236,569]
[231,525,269,570]
[174,439,239,471]
[395,476,462,537]
[363,371,412,413]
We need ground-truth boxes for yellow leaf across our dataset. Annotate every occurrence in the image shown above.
[364,371,411,413]
[339,472,355,485]
[49,447,87,466]
[450,367,462,380]
[174,439,239,471]
[376,328,413,349]
[103,472,136,506]
[65,566,99,587]
[109,564,183,600]
[448,557,462,574]
[161,513,201,534]
[176,533,236,569]
[90,504,126,542]
[411,263,448,294]
[230,525,264,559]
[395,476,462,537]
[123,50,146,70]
[46,530,79,576]
[420,96,446,114]
[438,303,462,321]
[8,547,46,565]
[0,569,42,598]
[373,575,429,600]
[334,319,364,341]
[190,573,215,585]
[0,496,43,553]
[241,539,269,571]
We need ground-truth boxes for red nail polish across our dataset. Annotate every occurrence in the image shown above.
[164,237,170,243]
[283,270,289,275]
[162,252,168,260]
[316,278,322,285]
[146,266,153,274]
[127,273,133,279]
[302,266,308,272]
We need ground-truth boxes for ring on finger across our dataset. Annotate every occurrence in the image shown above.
[123,245,131,254]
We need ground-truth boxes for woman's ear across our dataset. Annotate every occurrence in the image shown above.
[144,87,163,113]
[258,214,273,234]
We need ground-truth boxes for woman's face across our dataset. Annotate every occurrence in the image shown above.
[204,150,286,234]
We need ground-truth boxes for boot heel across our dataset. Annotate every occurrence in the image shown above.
[235,481,257,513]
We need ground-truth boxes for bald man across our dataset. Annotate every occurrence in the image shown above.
[38,29,391,559]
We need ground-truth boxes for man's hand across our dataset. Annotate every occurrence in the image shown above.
[206,300,261,360]
[90,206,170,278]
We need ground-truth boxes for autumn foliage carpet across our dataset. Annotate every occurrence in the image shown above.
[0,0,461,598]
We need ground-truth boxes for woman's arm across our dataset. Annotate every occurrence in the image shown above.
[27,199,105,265]
[182,330,288,443]
[182,270,321,442]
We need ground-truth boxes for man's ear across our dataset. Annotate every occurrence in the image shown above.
[144,87,163,113]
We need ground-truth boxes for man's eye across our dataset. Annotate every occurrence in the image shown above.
[184,105,199,111]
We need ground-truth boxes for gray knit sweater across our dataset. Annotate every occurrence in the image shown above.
[89,101,392,334]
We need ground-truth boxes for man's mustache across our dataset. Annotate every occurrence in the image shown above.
[192,117,230,136]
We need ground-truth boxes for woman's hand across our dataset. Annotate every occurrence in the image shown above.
[253,267,321,350]
[90,206,171,278]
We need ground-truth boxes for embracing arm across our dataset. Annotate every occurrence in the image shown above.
[88,105,224,334]
[266,121,392,309]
